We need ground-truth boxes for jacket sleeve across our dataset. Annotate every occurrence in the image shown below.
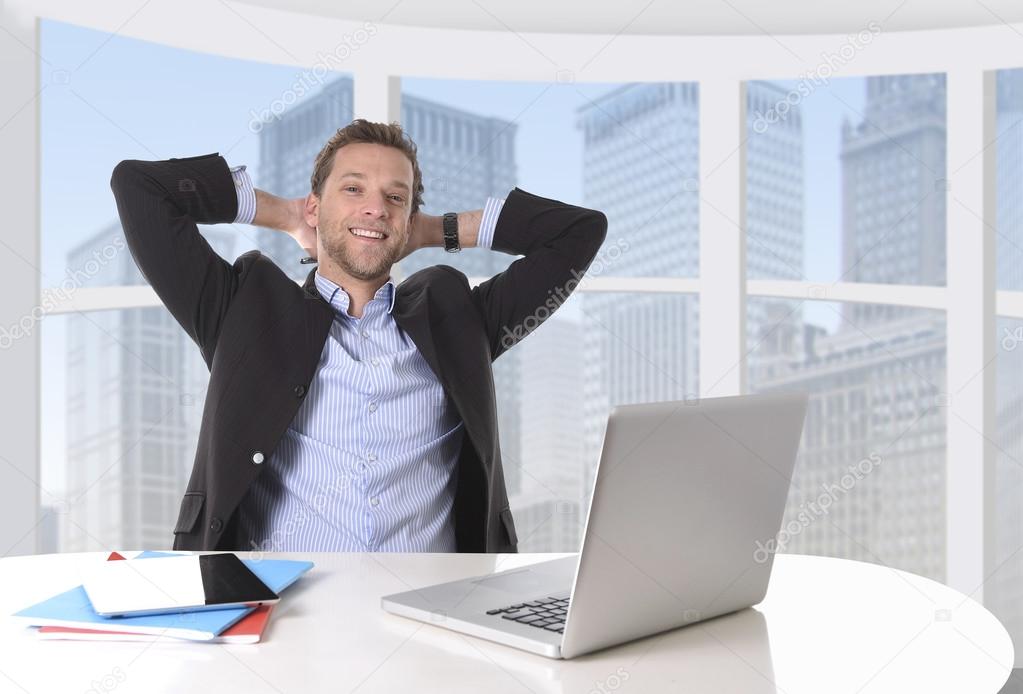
[464,186,608,362]
[109,152,245,368]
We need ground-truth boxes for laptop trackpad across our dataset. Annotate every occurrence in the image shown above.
[470,568,544,592]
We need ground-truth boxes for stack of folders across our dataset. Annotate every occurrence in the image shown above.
[11,551,314,644]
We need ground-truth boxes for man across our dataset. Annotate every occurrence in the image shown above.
[109,118,607,553]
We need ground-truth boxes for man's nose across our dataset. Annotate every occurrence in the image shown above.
[360,191,389,218]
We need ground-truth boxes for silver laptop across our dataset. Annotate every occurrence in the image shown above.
[381,391,808,659]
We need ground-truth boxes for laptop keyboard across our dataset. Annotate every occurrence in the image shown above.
[485,594,570,633]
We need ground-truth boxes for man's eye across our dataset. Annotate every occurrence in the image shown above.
[389,195,404,202]
[344,186,359,192]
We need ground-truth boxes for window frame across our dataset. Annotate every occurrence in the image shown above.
[5,3,1017,612]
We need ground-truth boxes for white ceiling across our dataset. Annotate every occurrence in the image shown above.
[236,0,1023,36]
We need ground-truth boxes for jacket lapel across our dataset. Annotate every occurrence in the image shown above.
[390,273,493,475]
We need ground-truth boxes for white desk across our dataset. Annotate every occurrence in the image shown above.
[0,552,1013,693]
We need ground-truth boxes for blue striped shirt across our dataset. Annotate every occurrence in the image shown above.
[227,164,505,551]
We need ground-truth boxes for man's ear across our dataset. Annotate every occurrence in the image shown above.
[304,192,319,228]
[407,210,419,241]
[401,211,419,254]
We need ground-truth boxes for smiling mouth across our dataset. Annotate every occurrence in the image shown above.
[349,227,388,241]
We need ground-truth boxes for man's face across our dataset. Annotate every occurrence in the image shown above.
[309,142,414,281]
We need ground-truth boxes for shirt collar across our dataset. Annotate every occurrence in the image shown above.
[314,271,396,315]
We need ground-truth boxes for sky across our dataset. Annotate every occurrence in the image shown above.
[38,18,865,495]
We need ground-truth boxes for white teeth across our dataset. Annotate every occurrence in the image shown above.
[350,227,385,239]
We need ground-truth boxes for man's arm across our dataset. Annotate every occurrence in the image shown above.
[442,187,608,362]
[398,195,506,260]
[252,189,317,255]
[109,153,251,368]
[404,209,483,253]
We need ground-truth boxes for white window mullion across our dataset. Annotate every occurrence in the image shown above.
[353,71,401,125]
[699,80,747,397]
[945,69,997,598]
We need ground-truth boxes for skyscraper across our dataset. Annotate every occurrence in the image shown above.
[513,313,585,550]
[839,74,947,324]
[752,74,949,581]
[575,81,805,519]
[996,69,1023,293]
[63,222,234,551]
[752,305,946,579]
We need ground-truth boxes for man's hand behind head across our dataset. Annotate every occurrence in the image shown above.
[252,189,318,260]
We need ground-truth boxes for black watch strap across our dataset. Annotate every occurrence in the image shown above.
[442,212,460,253]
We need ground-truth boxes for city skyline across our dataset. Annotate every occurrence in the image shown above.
[11,9,1022,682]
[39,21,867,502]
[39,21,1014,573]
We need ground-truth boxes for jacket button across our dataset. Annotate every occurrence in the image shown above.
[294,385,306,397]
[210,517,223,533]
[252,451,264,465]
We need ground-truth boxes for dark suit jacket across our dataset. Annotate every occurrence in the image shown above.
[109,152,607,553]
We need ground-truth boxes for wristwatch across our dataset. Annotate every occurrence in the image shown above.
[442,212,460,253]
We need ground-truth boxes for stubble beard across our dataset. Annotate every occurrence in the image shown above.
[320,216,404,281]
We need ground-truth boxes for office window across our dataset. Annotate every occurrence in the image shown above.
[27,15,1007,612]
[39,19,353,552]
[992,316,1023,647]
[42,306,209,551]
[507,293,699,552]
[747,298,947,581]
[40,20,355,289]
[398,78,699,281]
[746,75,947,293]
[996,69,1023,291]
[390,77,702,552]
[989,65,1023,666]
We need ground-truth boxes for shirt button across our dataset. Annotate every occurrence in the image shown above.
[294,384,306,397]
[368,402,377,412]
[370,358,379,366]
[370,497,380,507]
[367,453,377,461]
[360,329,369,338]
[252,451,264,465]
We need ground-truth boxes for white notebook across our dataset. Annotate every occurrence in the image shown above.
[81,553,279,617]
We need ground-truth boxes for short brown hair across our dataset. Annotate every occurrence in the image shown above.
[310,118,425,216]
